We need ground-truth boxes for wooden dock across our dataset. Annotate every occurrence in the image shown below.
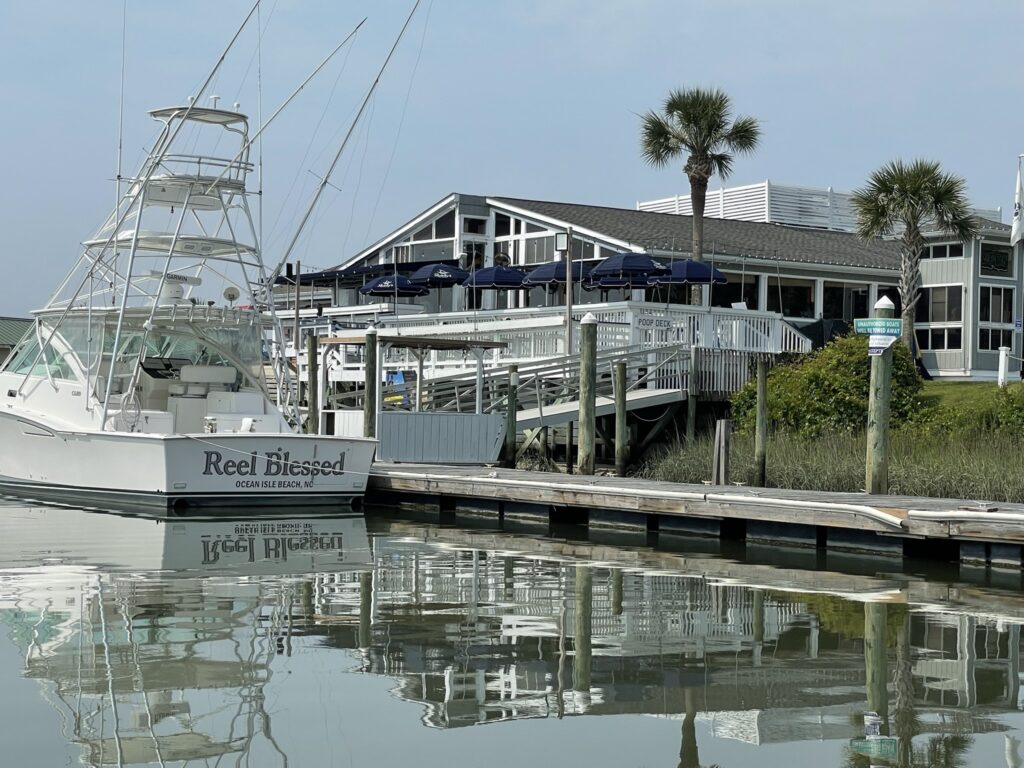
[367,463,1024,567]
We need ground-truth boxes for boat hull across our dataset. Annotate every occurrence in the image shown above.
[0,411,376,510]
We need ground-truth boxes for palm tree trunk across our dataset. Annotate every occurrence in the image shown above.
[689,174,708,306]
[899,223,925,352]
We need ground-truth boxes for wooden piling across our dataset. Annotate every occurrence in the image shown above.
[504,364,518,468]
[305,331,319,434]
[686,347,698,443]
[712,419,731,485]
[614,360,628,477]
[866,298,895,494]
[577,313,598,475]
[363,326,378,439]
[565,422,574,474]
[754,357,767,486]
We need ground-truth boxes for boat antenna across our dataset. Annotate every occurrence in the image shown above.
[272,0,422,282]
[115,0,127,209]
[256,1,264,255]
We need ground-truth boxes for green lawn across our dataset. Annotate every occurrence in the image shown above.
[917,380,999,414]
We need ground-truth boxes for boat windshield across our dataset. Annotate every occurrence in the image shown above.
[15,317,266,386]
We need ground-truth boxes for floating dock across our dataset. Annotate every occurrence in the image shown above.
[368,463,1024,568]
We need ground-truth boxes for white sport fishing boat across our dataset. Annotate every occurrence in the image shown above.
[0,101,376,510]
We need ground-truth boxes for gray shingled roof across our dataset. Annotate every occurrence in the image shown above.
[492,197,903,270]
[0,317,31,347]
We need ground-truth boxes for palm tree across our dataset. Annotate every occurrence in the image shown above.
[640,87,761,304]
[851,159,978,350]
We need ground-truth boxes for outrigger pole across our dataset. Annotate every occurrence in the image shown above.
[202,18,368,197]
[267,0,423,289]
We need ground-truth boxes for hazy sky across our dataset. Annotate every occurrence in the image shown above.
[1,0,1022,315]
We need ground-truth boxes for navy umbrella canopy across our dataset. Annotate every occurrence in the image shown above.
[408,263,469,287]
[590,252,669,278]
[522,260,592,286]
[358,275,430,297]
[461,266,525,289]
[648,260,727,286]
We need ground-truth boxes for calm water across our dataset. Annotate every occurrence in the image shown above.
[2,499,1023,767]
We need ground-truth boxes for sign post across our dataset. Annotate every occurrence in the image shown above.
[859,299,899,494]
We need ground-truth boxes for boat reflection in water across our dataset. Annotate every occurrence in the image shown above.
[2,500,1024,767]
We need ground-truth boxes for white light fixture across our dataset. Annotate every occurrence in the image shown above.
[555,232,569,252]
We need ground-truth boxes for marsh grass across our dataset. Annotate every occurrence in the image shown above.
[642,430,1024,502]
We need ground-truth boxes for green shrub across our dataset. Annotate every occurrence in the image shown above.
[731,334,921,438]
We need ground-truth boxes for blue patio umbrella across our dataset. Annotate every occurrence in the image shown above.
[408,262,469,287]
[461,266,525,290]
[522,260,592,286]
[647,260,727,286]
[590,252,669,278]
[358,275,430,298]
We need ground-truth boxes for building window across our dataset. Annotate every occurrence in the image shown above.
[922,242,964,259]
[434,211,455,239]
[915,327,962,351]
[822,282,868,321]
[978,285,1015,352]
[463,217,487,235]
[915,286,962,323]
[712,274,759,310]
[980,242,1012,277]
[494,213,511,238]
[979,285,1014,324]
[979,327,1013,351]
[767,277,814,318]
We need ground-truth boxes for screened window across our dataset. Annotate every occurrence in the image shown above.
[434,211,455,239]
[915,286,962,323]
[922,242,964,259]
[463,217,487,235]
[979,327,1013,351]
[915,327,962,351]
[979,285,1014,324]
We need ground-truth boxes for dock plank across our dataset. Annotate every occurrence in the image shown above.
[368,463,1024,544]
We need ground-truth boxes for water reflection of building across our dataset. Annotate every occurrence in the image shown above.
[309,531,1024,742]
[3,505,1024,762]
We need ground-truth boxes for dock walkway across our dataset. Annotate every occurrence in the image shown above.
[368,463,1024,562]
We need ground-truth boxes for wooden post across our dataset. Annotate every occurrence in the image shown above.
[363,326,377,439]
[504,364,518,468]
[754,357,767,486]
[577,313,598,475]
[711,419,731,485]
[474,348,484,415]
[999,346,1010,388]
[866,297,895,494]
[565,422,573,474]
[614,360,628,477]
[686,347,698,443]
[305,331,319,434]
[414,350,424,412]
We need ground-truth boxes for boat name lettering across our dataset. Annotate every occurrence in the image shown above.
[201,533,344,564]
[201,450,347,478]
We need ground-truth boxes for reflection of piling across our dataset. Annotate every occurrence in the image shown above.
[752,589,764,666]
[679,688,700,768]
[573,565,592,692]
[864,602,889,732]
[611,569,623,616]
[359,572,372,649]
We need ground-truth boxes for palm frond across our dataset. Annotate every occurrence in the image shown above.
[724,115,761,153]
[640,111,679,168]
